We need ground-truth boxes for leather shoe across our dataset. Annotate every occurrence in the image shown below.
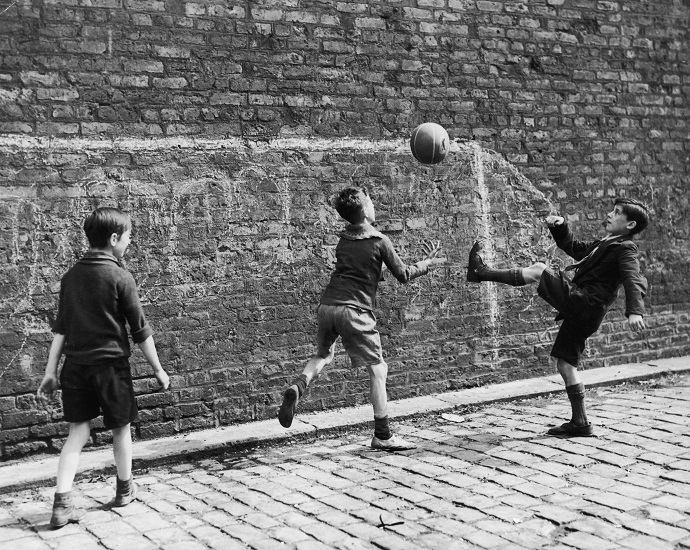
[547,422,594,437]
[467,241,485,283]
[278,386,298,428]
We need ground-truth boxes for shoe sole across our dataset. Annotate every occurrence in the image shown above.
[50,513,85,528]
[467,241,482,283]
[547,424,594,437]
[278,388,297,428]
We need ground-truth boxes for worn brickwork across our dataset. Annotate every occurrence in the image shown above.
[0,0,688,458]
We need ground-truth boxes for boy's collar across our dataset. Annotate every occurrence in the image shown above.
[340,223,383,240]
[82,250,122,265]
[87,247,117,258]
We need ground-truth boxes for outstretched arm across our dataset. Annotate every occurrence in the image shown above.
[382,237,446,284]
[545,215,593,260]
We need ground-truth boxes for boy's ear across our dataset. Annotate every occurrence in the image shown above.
[108,232,119,247]
[626,220,637,232]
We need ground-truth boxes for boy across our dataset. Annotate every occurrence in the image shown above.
[467,198,649,437]
[278,186,446,451]
[37,207,169,528]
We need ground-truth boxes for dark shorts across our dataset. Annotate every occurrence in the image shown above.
[316,304,384,368]
[537,269,606,367]
[60,357,138,429]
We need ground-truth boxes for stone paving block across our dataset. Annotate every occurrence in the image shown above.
[661,469,690,484]
[607,481,662,502]
[247,539,291,550]
[526,472,570,489]
[188,524,248,550]
[642,504,688,524]
[300,521,350,544]
[584,491,647,512]
[530,503,581,525]
[413,532,475,550]
[51,533,103,550]
[370,531,422,550]
[513,482,556,498]
[651,493,690,511]
[559,530,619,550]
[100,535,159,550]
[567,517,631,542]
[463,528,512,548]
[618,533,676,550]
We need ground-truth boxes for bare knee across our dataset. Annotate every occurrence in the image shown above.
[366,361,388,381]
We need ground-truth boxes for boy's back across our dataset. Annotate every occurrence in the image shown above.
[321,226,429,311]
[55,251,151,363]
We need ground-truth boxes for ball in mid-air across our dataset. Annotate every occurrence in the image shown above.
[410,123,449,165]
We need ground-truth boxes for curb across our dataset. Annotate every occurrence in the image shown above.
[1,356,688,495]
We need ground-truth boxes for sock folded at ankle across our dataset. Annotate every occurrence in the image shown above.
[566,382,588,426]
[294,374,308,397]
[374,415,391,440]
[478,266,526,286]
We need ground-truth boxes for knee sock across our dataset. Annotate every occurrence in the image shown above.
[374,415,391,440]
[293,374,308,397]
[566,383,588,426]
[478,266,526,286]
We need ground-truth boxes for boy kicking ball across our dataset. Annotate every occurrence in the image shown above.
[467,198,650,437]
[279,186,446,451]
[38,207,169,528]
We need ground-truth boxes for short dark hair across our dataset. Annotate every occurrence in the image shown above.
[614,198,650,235]
[83,207,131,248]
[334,187,368,224]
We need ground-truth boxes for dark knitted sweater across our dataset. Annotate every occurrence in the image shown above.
[320,224,430,311]
[53,251,152,364]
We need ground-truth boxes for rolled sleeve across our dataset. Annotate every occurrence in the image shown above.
[119,273,153,344]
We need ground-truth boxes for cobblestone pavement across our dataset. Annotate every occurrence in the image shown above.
[2,374,690,550]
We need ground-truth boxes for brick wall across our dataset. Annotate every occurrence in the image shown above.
[0,0,688,458]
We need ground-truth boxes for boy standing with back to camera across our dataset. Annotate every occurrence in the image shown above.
[467,198,650,436]
[278,186,446,451]
[38,207,169,528]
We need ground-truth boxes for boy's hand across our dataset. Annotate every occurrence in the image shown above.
[628,314,645,332]
[422,240,447,267]
[545,215,565,227]
[155,369,170,391]
[37,374,58,404]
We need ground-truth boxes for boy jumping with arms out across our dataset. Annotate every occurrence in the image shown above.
[38,207,169,528]
[278,186,446,451]
[467,198,649,437]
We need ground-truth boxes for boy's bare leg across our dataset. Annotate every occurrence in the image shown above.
[51,421,89,528]
[110,424,137,507]
[367,361,388,418]
[367,362,416,451]
[112,425,133,482]
[556,358,581,386]
[548,359,593,436]
[279,348,335,428]
[56,421,91,492]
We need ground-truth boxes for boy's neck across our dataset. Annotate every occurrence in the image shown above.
[88,247,117,257]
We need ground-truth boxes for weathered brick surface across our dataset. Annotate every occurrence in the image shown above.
[0,0,689,458]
